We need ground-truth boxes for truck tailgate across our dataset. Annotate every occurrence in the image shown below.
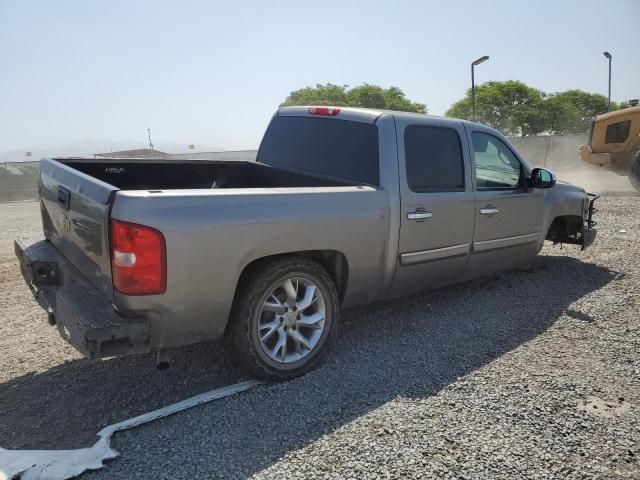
[39,158,117,299]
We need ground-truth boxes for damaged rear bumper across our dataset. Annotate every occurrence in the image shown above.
[14,238,151,359]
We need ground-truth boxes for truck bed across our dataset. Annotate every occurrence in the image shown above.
[59,159,352,190]
[35,157,389,349]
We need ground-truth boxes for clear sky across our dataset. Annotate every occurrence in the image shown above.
[1,0,638,154]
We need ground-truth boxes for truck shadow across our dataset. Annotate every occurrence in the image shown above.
[0,254,621,476]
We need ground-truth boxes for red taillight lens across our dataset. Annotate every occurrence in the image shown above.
[308,106,341,116]
[110,219,166,295]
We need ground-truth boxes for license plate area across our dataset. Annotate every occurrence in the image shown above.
[29,260,62,287]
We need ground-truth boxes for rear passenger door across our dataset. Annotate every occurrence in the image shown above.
[463,129,543,280]
[390,118,475,297]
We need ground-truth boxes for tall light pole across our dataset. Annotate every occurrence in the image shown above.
[471,56,489,121]
[603,51,612,109]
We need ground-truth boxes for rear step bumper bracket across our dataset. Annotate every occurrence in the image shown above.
[14,237,151,359]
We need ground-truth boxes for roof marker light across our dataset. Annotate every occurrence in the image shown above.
[308,106,341,116]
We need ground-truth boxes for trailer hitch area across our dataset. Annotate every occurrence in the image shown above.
[29,260,62,287]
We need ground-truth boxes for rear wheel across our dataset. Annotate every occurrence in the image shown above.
[629,150,640,192]
[227,257,339,380]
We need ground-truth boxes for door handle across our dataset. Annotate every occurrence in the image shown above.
[479,206,500,216]
[407,211,433,221]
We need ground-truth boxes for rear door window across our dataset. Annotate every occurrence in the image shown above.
[257,116,379,185]
[605,120,631,144]
[404,125,464,192]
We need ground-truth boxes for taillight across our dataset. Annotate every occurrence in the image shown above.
[110,219,166,295]
[308,106,341,116]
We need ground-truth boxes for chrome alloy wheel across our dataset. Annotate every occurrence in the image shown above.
[257,277,326,364]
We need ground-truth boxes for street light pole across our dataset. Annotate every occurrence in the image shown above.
[471,56,489,121]
[603,52,612,109]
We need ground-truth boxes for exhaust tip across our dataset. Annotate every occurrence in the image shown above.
[156,361,170,370]
[156,348,171,370]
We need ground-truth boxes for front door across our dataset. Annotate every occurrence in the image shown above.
[464,130,544,280]
[390,119,476,297]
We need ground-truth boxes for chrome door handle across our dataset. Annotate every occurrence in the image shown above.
[480,207,500,215]
[407,211,433,220]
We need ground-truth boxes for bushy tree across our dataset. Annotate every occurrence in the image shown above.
[281,83,350,107]
[446,80,546,136]
[446,82,621,135]
[281,83,426,113]
[545,90,616,133]
[347,84,388,109]
[541,94,583,134]
[381,86,427,113]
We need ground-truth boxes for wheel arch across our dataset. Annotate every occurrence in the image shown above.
[545,214,584,242]
[234,249,349,305]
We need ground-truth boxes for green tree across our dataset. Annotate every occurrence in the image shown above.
[281,83,350,107]
[541,94,583,134]
[545,90,615,133]
[382,86,427,113]
[281,83,426,113]
[347,84,388,109]
[446,82,621,135]
[446,80,546,136]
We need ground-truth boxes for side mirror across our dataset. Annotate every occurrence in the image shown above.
[529,168,556,189]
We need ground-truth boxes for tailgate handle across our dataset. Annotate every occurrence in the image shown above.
[58,186,71,211]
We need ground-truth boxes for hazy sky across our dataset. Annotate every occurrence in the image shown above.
[1,0,638,153]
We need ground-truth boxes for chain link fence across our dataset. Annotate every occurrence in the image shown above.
[0,151,259,203]
[0,161,40,202]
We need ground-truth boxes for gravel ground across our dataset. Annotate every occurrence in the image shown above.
[1,199,638,479]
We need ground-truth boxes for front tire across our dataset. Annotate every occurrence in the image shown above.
[227,257,339,380]
[629,150,640,192]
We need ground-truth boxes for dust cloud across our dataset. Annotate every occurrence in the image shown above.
[554,165,635,195]
[509,134,636,195]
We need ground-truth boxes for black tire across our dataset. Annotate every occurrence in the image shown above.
[629,150,640,193]
[227,257,339,380]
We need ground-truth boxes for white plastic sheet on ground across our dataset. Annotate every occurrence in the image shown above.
[0,379,262,480]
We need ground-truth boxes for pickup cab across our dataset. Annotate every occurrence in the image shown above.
[15,106,597,379]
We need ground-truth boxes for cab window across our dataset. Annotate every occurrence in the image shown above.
[472,133,522,190]
[257,116,379,185]
[405,125,464,192]
[605,120,631,144]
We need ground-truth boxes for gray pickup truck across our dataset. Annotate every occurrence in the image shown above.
[16,106,597,379]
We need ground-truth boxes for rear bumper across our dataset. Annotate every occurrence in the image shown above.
[14,237,151,359]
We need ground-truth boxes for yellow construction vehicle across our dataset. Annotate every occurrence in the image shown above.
[579,100,640,191]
